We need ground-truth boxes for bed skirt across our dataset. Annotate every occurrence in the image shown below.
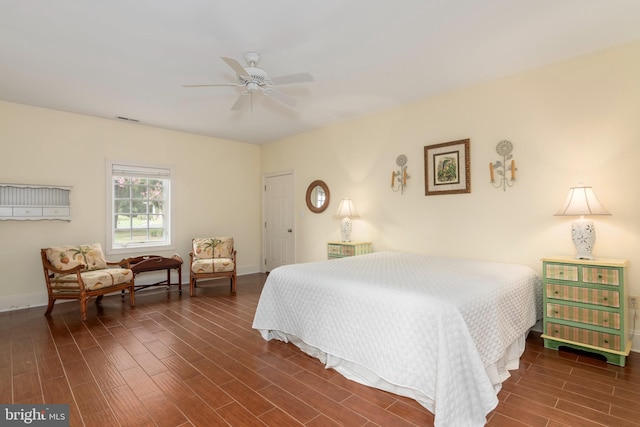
[260,328,528,417]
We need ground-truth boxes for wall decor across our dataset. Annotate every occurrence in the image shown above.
[0,183,71,220]
[490,140,517,191]
[305,180,330,213]
[424,139,470,195]
[391,154,409,194]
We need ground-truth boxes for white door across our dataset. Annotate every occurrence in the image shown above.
[264,172,295,272]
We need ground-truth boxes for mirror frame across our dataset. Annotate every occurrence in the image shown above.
[305,180,330,213]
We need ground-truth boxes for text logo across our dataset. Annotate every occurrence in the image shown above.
[1,405,69,426]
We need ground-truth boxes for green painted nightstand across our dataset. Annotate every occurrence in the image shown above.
[327,241,372,259]
[541,256,631,366]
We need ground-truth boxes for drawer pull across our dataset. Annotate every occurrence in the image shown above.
[598,275,603,280]
[554,291,559,295]
[604,340,609,344]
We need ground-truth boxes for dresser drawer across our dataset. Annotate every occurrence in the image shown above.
[546,283,619,308]
[545,264,578,282]
[328,244,342,256]
[546,322,621,351]
[341,246,355,256]
[582,267,620,286]
[546,303,620,330]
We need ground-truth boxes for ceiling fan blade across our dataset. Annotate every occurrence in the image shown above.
[266,89,297,108]
[230,93,250,111]
[271,72,314,85]
[222,57,250,78]
[182,83,241,87]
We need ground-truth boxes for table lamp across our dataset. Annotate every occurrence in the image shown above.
[334,198,360,242]
[554,184,610,260]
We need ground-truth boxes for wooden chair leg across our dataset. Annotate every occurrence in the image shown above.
[44,297,55,316]
[230,275,237,294]
[129,286,136,307]
[190,278,196,297]
[79,298,88,321]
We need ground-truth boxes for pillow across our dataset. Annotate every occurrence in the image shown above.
[46,243,108,272]
[193,237,234,259]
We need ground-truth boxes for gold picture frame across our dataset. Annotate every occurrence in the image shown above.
[424,138,471,195]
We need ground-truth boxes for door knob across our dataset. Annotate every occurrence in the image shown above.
[288,229,292,232]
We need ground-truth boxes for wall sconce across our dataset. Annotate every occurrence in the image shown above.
[391,154,409,194]
[490,140,517,191]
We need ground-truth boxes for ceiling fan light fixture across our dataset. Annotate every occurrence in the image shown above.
[244,51,261,67]
[184,51,313,111]
[240,67,268,85]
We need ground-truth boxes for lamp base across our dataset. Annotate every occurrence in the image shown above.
[340,217,352,242]
[571,217,596,260]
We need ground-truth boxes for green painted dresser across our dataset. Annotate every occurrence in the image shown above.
[541,256,631,366]
[327,242,372,259]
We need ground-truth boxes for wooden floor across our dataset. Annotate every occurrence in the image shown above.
[2,273,640,426]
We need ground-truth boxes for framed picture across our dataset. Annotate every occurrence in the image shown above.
[424,138,470,195]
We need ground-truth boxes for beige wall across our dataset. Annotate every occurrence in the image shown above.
[262,41,640,292]
[1,40,639,318]
[0,101,262,309]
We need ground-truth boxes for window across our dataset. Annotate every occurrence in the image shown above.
[106,160,174,255]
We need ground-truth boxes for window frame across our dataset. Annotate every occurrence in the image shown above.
[106,159,175,256]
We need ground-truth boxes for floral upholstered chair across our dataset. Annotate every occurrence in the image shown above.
[40,243,135,321]
[189,237,237,296]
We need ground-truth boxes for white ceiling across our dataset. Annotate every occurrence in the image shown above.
[1,1,639,144]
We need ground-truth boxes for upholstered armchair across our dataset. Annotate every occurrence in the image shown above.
[41,243,135,321]
[189,237,237,297]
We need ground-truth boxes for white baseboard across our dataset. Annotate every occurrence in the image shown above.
[0,291,49,312]
[0,267,263,313]
[631,331,640,353]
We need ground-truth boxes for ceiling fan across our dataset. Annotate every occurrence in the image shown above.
[183,51,314,111]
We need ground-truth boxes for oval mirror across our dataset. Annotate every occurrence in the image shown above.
[306,180,330,213]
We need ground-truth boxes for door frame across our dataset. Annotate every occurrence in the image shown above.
[262,170,296,273]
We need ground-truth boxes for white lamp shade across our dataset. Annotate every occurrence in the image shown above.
[554,185,610,216]
[334,198,360,219]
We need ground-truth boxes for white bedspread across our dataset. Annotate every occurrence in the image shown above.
[252,252,541,427]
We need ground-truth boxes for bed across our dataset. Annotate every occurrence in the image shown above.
[252,251,542,427]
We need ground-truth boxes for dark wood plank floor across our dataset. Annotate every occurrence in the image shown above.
[2,273,640,426]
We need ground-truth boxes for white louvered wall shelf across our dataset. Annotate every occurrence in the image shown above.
[0,184,71,221]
